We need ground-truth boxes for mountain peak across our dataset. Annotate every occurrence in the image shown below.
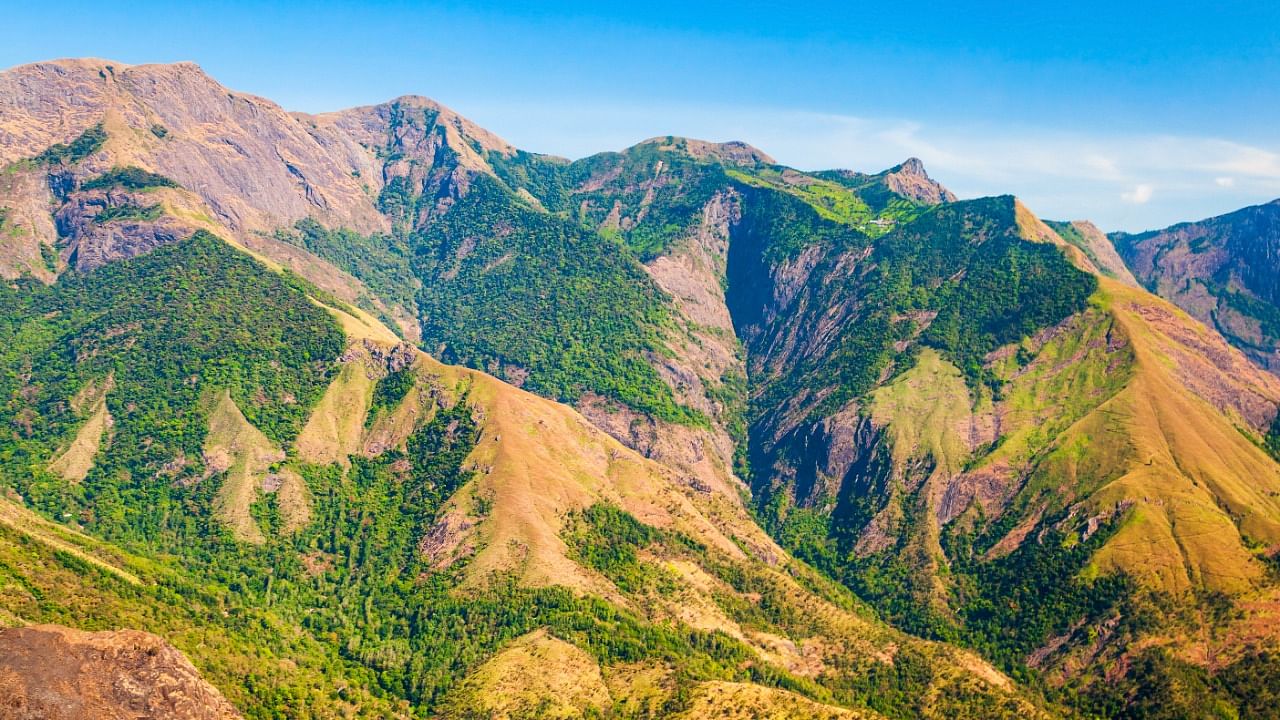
[883,157,956,204]
[318,93,518,165]
[5,57,217,85]
[895,156,927,174]
[633,136,775,166]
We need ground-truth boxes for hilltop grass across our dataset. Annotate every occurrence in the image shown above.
[727,167,922,237]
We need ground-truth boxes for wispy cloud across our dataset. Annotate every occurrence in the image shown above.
[1122,184,1155,204]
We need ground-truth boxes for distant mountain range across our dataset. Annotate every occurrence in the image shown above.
[2,58,1280,719]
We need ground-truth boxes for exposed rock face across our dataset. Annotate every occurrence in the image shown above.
[577,393,740,502]
[1045,219,1139,286]
[0,624,242,720]
[1113,198,1280,374]
[0,59,386,235]
[821,158,957,207]
[881,157,957,205]
[763,401,893,515]
[0,59,520,279]
[0,164,58,280]
[53,187,200,271]
[317,95,516,225]
[621,190,748,498]
[0,58,480,329]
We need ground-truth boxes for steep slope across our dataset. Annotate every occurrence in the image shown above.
[5,58,1280,717]
[0,59,526,337]
[1113,198,1280,375]
[816,157,958,207]
[0,230,1046,718]
[0,58,384,236]
[730,195,1280,710]
[404,137,958,508]
[1045,219,1139,286]
[0,492,412,718]
[526,138,1280,711]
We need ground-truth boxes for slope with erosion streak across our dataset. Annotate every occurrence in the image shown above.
[272,296,1054,718]
[697,182,1280,697]
[0,263,1052,718]
[870,228,1280,597]
[10,57,1279,710]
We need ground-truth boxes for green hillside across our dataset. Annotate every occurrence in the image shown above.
[3,58,1280,720]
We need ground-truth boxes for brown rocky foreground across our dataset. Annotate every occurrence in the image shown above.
[0,624,241,720]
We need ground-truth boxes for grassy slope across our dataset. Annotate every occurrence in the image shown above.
[1067,280,1280,593]
[350,140,1280,712]
[731,192,1280,713]
[204,390,285,544]
[16,104,1279,713]
[1044,220,1139,286]
[0,233,1050,718]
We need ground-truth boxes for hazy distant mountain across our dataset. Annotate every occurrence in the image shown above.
[1113,199,1280,376]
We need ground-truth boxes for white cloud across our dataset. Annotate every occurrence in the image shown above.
[1216,176,1236,187]
[1122,184,1155,204]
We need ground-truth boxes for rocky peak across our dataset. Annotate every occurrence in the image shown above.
[318,94,517,163]
[882,157,956,205]
[896,156,927,174]
[314,94,517,224]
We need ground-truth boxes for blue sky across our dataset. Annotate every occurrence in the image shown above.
[4,0,1278,231]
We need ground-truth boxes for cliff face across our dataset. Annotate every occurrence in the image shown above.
[0,59,385,235]
[0,59,514,307]
[0,624,243,720]
[1046,219,1140,287]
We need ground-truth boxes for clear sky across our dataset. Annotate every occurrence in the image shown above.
[4,0,1278,231]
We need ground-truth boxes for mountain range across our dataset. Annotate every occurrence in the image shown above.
[2,58,1280,719]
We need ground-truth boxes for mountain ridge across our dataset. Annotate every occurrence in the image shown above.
[1112,197,1280,376]
[3,57,1280,718]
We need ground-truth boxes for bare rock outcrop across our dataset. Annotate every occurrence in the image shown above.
[0,624,242,720]
[881,157,957,205]
[0,59,386,235]
[53,187,201,271]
